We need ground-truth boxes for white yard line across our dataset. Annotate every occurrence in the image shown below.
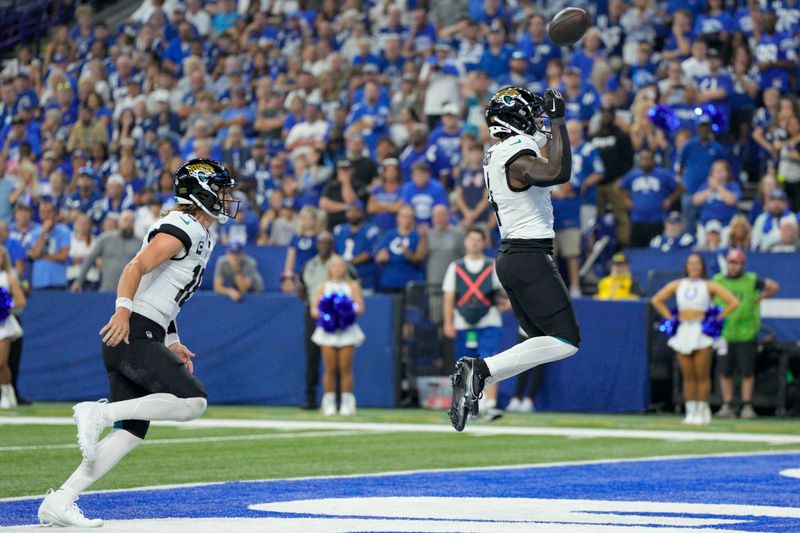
[2,415,800,444]
[0,430,372,452]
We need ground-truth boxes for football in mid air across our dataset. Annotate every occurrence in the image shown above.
[548,7,590,46]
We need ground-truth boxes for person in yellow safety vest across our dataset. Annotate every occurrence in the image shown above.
[595,252,641,300]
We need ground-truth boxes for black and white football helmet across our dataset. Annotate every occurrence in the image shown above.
[174,158,238,224]
[485,86,549,140]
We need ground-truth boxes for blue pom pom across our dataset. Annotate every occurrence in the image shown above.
[648,104,680,132]
[658,307,679,338]
[702,305,724,338]
[317,291,357,333]
[0,287,13,322]
[694,104,728,133]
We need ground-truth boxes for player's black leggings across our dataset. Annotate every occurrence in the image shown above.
[496,239,581,347]
[102,313,206,439]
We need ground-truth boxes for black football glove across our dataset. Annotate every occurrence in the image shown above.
[542,89,565,119]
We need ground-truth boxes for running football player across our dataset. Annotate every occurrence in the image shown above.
[449,87,580,431]
[37,159,237,527]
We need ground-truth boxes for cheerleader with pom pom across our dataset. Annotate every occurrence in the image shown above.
[311,256,365,416]
[0,245,25,409]
[652,254,738,425]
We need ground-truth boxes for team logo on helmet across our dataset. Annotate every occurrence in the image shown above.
[185,163,216,182]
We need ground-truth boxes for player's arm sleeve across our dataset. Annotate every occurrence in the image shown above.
[506,119,571,187]
[148,223,192,260]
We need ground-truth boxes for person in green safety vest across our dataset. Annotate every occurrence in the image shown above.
[442,227,509,421]
[713,249,780,419]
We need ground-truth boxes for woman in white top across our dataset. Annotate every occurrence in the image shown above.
[68,214,100,288]
[0,245,26,409]
[311,256,365,417]
[652,253,738,425]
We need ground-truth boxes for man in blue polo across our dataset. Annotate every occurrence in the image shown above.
[676,117,726,234]
[27,200,71,289]
[618,149,684,247]
[334,200,381,291]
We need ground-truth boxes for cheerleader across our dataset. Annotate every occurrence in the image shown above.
[651,253,739,425]
[0,245,26,409]
[311,256,365,416]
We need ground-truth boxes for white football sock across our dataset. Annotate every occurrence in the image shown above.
[60,430,142,499]
[107,393,207,423]
[485,336,577,382]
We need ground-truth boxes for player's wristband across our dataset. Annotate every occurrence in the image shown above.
[165,332,180,347]
[115,297,133,311]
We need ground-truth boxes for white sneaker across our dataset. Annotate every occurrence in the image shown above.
[339,393,356,416]
[698,402,712,425]
[73,400,110,462]
[38,489,103,528]
[506,397,522,412]
[320,393,337,417]
[0,391,9,410]
[682,410,700,425]
[740,404,757,419]
[1,384,17,408]
[519,397,534,412]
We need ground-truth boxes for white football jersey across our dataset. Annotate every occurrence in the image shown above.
[483,134,554,240]
[132,210,214,330]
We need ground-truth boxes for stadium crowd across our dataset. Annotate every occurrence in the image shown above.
[0,0,798,298]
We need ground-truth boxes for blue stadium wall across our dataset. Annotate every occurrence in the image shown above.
[16,248,798,411]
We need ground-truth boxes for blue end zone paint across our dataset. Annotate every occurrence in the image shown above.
[3,453,800,530]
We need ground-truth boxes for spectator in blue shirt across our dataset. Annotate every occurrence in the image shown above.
[618,149,685,247]
[569,29,606,80]
[346,81,390,157]
[27,200,71,289]
[334,200,381,291]
[0,220,25,275]
[367,158,404,232]
[477,25,514,80]
[567,121,605,229]
[677,118,727,234]
[650,211,697,251]
[90,174,134,227]
[401,161,448,229]
[376,205,427,293]
[692,159,742,227]
[693,0,735,38]
[694,48,733,129]
[66,170,102,222]
[754,12,798,93]
[562,67,600,126]
[427,102,464,186]
[517,14,562,80]
[282,205,320,293]
[216,88,255,139]
[399,123,433,183]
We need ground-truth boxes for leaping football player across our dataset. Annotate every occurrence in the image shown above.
[37,159,238,527]
[449,87,581,431]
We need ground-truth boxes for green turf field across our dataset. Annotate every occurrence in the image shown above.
[2,404,799,499]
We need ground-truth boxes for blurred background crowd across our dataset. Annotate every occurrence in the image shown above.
[0,0,798,298]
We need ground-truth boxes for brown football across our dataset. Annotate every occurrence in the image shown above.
[548,7,590,46]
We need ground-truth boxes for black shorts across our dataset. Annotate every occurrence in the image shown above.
[719,340,757,378]
[102,313,206,439]
[495,239,580,347]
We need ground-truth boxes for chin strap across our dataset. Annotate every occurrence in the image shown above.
[188,193,228,224]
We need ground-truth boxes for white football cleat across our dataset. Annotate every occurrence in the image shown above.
[519,397,534,412]
[38,489,103,528]
[73,400,111,462]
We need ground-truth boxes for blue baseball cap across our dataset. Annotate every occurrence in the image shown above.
[228,241,243,253]
[349,199,365,212]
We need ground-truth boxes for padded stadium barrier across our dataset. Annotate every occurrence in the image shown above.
[16,289,796,410]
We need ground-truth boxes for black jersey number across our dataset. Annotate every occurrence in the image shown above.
[175,265,205,307]
[482,151,502,227]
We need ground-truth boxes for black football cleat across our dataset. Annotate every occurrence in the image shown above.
[448,357,485,432]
